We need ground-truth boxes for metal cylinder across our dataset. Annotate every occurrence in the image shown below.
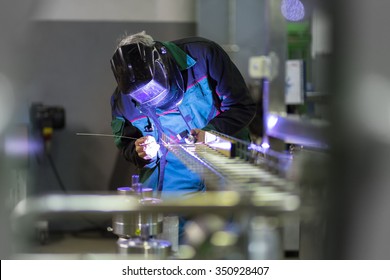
[117,186,135,195]
[112,194,164,238]
[139,187,153,198]
[117,237,172,259]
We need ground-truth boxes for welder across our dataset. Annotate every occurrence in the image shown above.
[110,30,255,198]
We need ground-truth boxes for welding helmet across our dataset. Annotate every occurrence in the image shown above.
[110,42,184,110]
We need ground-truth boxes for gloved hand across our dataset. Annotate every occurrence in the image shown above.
[135,135,160,160]
[190,129,206,143]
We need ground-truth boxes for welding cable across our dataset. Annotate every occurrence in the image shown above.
[140,106,168,195]
[45,152,68,193]
[45,151,111,232]
[177,106,193,133]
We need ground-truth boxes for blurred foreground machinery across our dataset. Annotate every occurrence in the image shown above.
[4,103,66,248]
[110,175,172,259]
[11,130,302,260]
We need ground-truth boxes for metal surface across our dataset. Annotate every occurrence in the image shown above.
[11,131,300,259]
[162,131,295,192]
[112,182,168,256]
[114,186,160,240]
[159,130,299,258]
[117,237,171,259]
[113,198,164,238]
[161,134,228,190]
[11,191,298,219]
[266,113,329,149]
[10,192,298,259]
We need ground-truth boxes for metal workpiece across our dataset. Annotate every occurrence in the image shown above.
[10,192,298,259]
[128,175,152,197]
[11,191,299,223]
[116,186,135,195]
[13,253,171,260]
[116,237,172,259]
[161,140,228,190]
[111,180,169,258]
[157,130,300,259]
[266,113,329,150]
[112,197,164,238]
[161,130,297,192]
[10,136,300,260]
[113,175,162,238]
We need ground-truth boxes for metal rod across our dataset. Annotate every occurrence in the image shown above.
[76,133,138,140]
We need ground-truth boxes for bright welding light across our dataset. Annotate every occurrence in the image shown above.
[143,135,160,158]
[207,140,232,151]
[261,142,270,150]
[281,0,305,22]
[267,115,279,130]
[204,132,232,151]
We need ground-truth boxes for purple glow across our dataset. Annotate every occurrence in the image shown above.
[267,115,279,130]
[281,0,305,22]
[208,141,232,151]
[117,187,133,191]
[4,137,31,156]
[261,142,270,150]
[248,142,270,153]
[204,133,232,151]
[131,80,167,103]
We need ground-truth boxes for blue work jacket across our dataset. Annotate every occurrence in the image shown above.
[110,37,256,193]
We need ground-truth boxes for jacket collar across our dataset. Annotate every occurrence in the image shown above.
[161,41,196,70]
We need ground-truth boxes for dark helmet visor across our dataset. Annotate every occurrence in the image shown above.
[110,43,170,106]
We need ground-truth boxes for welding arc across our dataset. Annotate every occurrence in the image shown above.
[76,132,138,140]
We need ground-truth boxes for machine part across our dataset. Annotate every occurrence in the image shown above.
[35,220,49,245]
[30,103,65,132]
[139,188,153,198]
[117,237,171,259]
[11,192,298,258]
[113,178,160,245]
[176,129,195,144]
[131,174,139,186]
[162,130,295,191]
[131,174,141,193]
[112,198,162,238]
[11,192,298,222]
[203,131,235,157]
[116,186,153,198]
[184,134,195,144]
[116,186,135,195]
[112,196,164,238]
[161,133,228,190]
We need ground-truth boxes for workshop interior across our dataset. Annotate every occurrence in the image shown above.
[1,0,390,260]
